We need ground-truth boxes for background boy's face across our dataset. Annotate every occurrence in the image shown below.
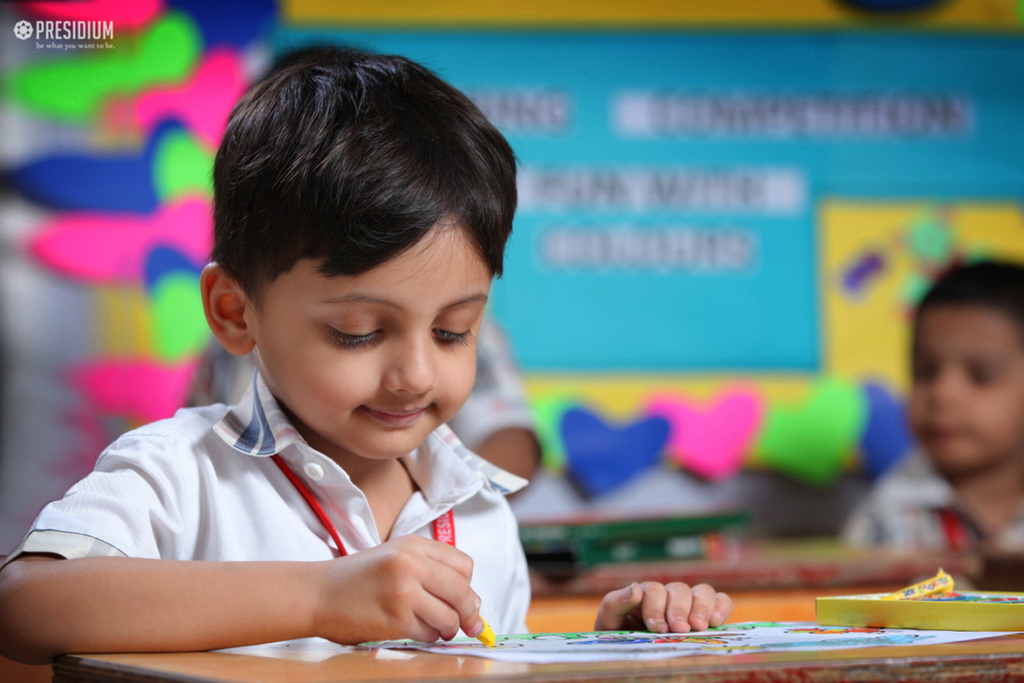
[909,304,1024,480]
[245,225,491,467]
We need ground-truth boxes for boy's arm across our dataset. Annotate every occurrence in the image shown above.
[0,535,483,664]
[0,555,319,663]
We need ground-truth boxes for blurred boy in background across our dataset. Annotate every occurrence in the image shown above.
[843,260,1024,551]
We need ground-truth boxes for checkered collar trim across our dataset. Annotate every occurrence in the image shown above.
[212,370,304,456]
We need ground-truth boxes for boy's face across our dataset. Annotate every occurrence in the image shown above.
[245,226,491,468]
[909,304,1024,480]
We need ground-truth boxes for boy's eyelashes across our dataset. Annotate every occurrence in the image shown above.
[326,327,474,348]
[434,329,475,347]
[911,360,1002,387]
[328,328,381,348]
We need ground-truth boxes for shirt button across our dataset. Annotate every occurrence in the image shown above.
[303,462,325,481]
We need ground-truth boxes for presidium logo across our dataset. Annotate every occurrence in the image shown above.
[13,19,115,48]
[13,20,32,39]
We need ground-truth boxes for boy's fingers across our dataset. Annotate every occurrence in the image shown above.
[595,583,642,630]
[710,591,734,627]
[418,559,482,638]
[410,593,460,642]
[638,582,670,633]
[417,538,475,580]
[686,583,718,631]
[664,582,694,633]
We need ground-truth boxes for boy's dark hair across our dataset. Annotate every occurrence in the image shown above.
[915,259,1024,343]
[212,46,517,300]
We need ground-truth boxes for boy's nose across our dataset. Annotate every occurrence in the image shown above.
[384,336,435,394]
[927,368,965,406]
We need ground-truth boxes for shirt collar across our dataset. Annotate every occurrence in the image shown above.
[212,369,305,456]
[424,423,528,496]
[212,369,529,495]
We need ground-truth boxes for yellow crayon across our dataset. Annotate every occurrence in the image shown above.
[476,618,496,647]
[882,568,954,601]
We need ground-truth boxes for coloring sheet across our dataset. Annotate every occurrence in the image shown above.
[359,622,1016,664]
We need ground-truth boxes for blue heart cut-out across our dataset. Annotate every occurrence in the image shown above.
[860,382,912,480]
[561,408,669,498]
[7,120,185,212]
[144,244,204,293]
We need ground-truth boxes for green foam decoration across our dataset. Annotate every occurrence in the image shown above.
[901,271,932,310]
[154,129,213,201]
[906,211,953,265]
[4,12,200,121]
[151,272,210,361]
[751,377,867,488]
[530,394,578,473]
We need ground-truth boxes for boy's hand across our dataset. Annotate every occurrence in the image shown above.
[594,581,732,633]
[312,535,484,644]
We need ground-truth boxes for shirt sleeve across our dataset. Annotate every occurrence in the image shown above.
[8,425,199,562]
[448,317,536,451]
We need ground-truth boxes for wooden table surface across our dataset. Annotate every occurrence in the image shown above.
[51,587,1024,683]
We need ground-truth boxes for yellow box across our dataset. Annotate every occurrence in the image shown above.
[817,592,1024,631]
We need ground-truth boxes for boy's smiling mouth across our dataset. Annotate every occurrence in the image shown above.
[361,405,429,426]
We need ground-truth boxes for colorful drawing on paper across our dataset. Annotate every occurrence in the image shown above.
[358,622,1012,663]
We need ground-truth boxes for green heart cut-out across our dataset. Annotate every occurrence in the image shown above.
[150,272,209,361]
[154,129,214,201]
[530,394,578,473]
[5,12,201,121]
[752,377,867,487]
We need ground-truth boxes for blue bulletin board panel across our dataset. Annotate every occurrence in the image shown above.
[273,29,1024,373]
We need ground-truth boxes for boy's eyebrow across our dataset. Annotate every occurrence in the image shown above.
[321,293,489,310]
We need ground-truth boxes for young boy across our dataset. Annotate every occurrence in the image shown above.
[843,260,1024,551]
[0,47,732,664]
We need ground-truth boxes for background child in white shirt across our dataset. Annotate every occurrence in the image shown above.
[844,260,1024,551]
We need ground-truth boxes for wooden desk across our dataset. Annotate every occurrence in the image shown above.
[53,634,1024,683]
[52,588,1024,683]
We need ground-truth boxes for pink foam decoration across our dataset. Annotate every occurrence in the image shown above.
[645,388,764,481]
[19,0,164,30]
[134,49,247,148]
[69,358,200,423]
[28,197,212,284]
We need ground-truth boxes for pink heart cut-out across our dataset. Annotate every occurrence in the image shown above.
[28,196,212,284]
[133,49,247,148]
[67,357,200,424]
[644,388,763,481]
[20,0,164,31]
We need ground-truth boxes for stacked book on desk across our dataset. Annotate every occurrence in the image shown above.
[525,533,984,597]
[519,509,748,579]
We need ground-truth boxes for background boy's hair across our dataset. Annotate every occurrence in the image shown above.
[915,259,1024,342]
[212,46,517,300]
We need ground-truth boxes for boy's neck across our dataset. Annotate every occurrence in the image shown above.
[339,454,418,542]
[950,453,1024,537]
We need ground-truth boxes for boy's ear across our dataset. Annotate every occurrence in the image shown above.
[201,263,256,355]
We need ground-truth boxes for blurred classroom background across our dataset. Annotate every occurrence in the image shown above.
[3,0,1024,566]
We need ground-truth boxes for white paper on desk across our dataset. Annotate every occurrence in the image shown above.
[218,637,354,662]
[359,622,1017,664]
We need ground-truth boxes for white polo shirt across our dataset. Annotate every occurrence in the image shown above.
[8,371,531,636]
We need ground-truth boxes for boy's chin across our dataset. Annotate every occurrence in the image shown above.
[930,449,1006,480]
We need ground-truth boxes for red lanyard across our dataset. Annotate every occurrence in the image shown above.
[271,454,455,555]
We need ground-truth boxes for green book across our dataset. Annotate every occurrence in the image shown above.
[519,510,746,576]
[519,509,746,547]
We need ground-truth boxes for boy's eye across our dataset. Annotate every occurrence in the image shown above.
[911,361,936,383]
[328,328,381,348]
[968,365,997,386]
[434,329,473,346]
